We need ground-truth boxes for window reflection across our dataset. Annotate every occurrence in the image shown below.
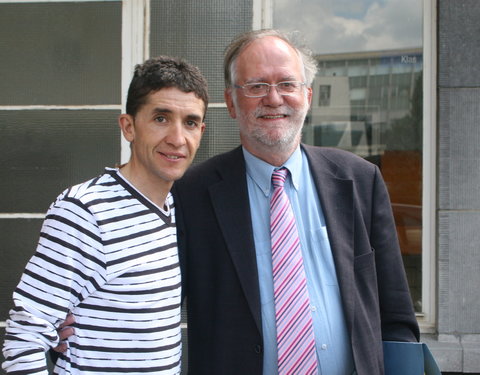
[274,0,423,312]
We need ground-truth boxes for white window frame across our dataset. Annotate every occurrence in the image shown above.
[254,0,438,332]
[120,0,148,164]
[420,0,437,332]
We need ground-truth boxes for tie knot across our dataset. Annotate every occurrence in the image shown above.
[272,168,288,188]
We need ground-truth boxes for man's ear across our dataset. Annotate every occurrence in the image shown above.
[118,114,135,142]
[224,88,237,119]
[306,86,313,107]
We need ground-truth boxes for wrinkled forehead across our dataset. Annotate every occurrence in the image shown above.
[233,37,305,83]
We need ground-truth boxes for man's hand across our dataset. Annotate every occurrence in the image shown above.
[53,313,75,353]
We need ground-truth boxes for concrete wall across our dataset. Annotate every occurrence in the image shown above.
[431,0,480,372]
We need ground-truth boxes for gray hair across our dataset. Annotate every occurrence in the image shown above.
[223,29,318,88]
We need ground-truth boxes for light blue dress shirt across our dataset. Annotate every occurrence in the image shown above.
[243,146,355,375]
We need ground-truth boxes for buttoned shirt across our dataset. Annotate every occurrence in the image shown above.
[243,146,355,375]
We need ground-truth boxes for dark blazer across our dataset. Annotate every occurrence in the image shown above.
[173,144,419,375]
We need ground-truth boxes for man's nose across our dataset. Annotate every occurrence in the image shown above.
[262,85,284,106]
[166,123,186,146]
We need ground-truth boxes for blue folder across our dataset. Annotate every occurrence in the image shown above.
[383,341,441,375]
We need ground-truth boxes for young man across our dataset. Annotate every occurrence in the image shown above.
[2,56,208,375]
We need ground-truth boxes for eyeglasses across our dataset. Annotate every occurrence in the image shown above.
[234,81,306,98]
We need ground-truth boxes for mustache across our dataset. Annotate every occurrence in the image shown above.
[253,106,294,117]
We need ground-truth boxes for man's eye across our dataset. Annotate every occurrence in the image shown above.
[279,82,297,89]
[246,83,267,94]
[155,116,167,123]
[186,120,198,128]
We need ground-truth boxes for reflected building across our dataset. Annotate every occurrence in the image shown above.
[304,47,423,158]
[303,47,424,310]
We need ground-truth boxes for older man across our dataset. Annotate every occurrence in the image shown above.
[174,29,419,375]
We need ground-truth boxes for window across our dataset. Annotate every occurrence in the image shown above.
[271,0,436,329]
[319,85,332,107]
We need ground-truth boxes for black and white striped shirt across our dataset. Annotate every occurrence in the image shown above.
[3,168,182,374]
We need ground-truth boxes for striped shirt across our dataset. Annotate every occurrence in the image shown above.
[2,168,182,375]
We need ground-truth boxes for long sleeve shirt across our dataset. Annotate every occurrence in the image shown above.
[243,147,355,375]
[3,168,182,374]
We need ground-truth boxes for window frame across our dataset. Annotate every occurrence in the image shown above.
[420,0,437,332]
[120,0,148,164]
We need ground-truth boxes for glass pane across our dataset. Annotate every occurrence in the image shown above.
[274,0,423,312]
[0,2,121,105]
[0,218,43,321]
[150,0,252,104]
[193,108,240,165]
[0,110,121,213]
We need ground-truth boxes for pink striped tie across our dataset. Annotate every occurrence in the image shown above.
[270,168,318,375]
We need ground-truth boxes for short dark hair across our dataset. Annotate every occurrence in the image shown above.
[224,29,318,88]
[126,56,209,118]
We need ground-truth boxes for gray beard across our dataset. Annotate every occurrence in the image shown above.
[232,91,310,153]
[249,123,302,151]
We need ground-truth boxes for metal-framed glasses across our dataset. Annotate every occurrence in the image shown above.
[234,81,306,98]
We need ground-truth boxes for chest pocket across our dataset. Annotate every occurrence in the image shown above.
[305,226,339,286]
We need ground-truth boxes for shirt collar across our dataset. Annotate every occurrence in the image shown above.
[242,146,302,197]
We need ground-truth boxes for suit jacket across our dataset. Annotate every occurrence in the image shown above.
[173,144,419,375]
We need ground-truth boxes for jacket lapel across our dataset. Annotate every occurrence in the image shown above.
[303,145,355,334]
[208,147,263,334]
